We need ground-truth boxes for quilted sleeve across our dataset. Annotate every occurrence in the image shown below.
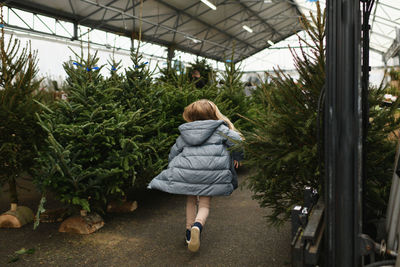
[224,128,244,162]
[168,136,185,162]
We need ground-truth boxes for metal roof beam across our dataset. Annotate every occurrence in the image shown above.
[377,1,400,12]
[371,0,379,32]
[3,0,83,22]
[9,7,33,30]
[178,1,291,47]
[2,0,304,62]
[78,0,119,23]
[78,0,229,52]
[199,27,212,53]
[236,0,283,39]
[68,0,76,17]
[371,17,398,30]
[178,3,294,51]
[236,31,296,62]
[374,14,400,26]
[153,0,257,50]
[141,1,199,35]
[141,13,176,19]
[171,13,180,43]
[371,30,397,41]
[173,0,261,48]
[154,0,230,39]
[369,46,384,55]
[240,18,302,48]
[77,0,145,38]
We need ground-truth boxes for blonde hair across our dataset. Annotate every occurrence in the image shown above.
[183,99,237,132]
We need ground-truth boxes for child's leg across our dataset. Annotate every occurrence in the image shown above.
[188,196,211,252]
[186,195,197,230]
[195,196,211,226]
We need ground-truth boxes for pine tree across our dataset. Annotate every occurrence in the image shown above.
[243,3,400,226]
[119,52,174,188]
[0,7,45,206]
[157,61,192,89]
[219,58,250,131]
[106,56,124,88]
[365,87,400,222]
[242,4,325,225]
[35,50,144,213]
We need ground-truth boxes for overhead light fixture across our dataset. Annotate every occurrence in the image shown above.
[200,0,217,10]
[185,36,202,44]
[264,0,273,3]
[243,25,253,33]
[267,40,275,46]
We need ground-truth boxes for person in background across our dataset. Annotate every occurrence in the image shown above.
[192,69,206,89]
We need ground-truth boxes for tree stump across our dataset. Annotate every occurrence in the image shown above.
[107,200,138,213]
[59,212,104,234]
[39,208,68,223]
[0,204,34,228]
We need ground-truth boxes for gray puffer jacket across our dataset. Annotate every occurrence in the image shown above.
[147,120,242,196]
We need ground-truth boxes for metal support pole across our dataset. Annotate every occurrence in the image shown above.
[361,0,375,241]
[72,22,78,41]
[167,45,175,68]
[131,0,135,51]
[325,0,362,266]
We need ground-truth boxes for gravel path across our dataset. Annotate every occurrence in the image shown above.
[0,171,291,266]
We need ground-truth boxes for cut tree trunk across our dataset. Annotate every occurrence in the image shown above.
[39,208,68,223]
[0,204,34,228]
[107,200,138,213]
[59,211,104,234]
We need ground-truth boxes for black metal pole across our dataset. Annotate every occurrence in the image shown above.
[361,0,375,235]
[325,0,362,266]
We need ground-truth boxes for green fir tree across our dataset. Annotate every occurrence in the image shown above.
[219,58,250,131]
[157,60,192,89]
[365,87,400,222]
[120,52,174,188]
[242,4,325,225]
[35,50,144,213]
[243,3,400,226]
[0,8,45,206]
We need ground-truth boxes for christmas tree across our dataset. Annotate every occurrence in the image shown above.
[35,49,144,213]
[243,3,400,226]
[0,7,45,209]
[365,87,400,222]
[119,52,174,188]
[242,3,326,225]
[157,59,192,88]
[223,64,252,132]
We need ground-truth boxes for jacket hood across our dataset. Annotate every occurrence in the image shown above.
[178,120,225,146]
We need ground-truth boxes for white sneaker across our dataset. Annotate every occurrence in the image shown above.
[188,226,201,252]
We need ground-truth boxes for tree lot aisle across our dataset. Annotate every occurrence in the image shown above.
[0,172,290,266]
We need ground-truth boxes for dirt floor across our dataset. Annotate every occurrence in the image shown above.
[0,171,291,267]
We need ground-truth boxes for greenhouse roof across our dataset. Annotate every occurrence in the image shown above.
[368,0,400,62]
[1,0,304,62]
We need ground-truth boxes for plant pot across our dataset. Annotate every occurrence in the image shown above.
[0,203,34,228]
